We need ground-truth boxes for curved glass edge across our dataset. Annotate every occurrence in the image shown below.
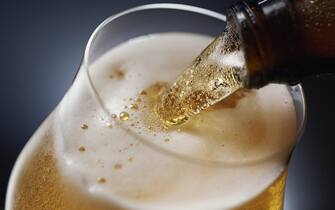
[288,84,307,143]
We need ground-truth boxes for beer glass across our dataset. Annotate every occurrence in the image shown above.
[6,4,306,210]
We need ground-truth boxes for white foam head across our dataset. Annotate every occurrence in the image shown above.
[55,33,297,210]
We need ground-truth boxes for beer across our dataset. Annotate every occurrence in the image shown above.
[156,22,244,127]
[8,33,298,210]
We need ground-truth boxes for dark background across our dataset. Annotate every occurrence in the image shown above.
[1,0,334,209]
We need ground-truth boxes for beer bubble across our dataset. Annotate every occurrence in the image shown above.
[80,124,88,130]
[97,177,106,183]
[114,163,123,170]
[119,112,129,121]
[106,122,113,128]
[78,146,86,152]
[130,103,139,110]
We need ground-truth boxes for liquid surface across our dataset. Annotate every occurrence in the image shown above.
[53,33,297,210]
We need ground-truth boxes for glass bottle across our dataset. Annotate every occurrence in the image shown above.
[227,0,335,88]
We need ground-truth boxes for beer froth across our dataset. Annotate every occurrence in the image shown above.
[10,33,297,210]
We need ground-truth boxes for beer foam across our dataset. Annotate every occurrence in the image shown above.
[55,33,297,210]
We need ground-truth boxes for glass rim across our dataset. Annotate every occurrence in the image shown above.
[289,84,307,143]
[80,3,307,167]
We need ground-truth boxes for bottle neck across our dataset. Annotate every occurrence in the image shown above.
[227,0,303,88]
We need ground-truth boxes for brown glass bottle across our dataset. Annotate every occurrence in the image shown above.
[226,0,335,88]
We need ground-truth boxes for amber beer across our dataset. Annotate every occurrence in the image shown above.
[12,142,289,210]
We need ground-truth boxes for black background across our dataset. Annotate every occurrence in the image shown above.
[1,0,335,209]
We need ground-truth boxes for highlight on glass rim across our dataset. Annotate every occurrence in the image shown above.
[4,0,335,210]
